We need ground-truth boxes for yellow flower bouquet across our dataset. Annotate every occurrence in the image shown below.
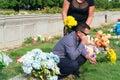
[107,48,116,64]
[64,16,77,28]
[64,16,77,34]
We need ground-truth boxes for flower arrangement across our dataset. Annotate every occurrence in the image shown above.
[0,50,12,71]
[107,48,116,64]
[89,30,111,48]
[17,49,60,80]
[36,35,55,42]
[64,16,77,29]
[85,45,99,59]
[88,30,117,64]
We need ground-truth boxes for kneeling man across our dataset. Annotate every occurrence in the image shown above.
[52,23,96,79]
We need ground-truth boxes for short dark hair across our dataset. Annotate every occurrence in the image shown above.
[75,23,91,32]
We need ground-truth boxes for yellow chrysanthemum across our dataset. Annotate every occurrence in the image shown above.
[107,49,116,64]
[64,16,77,28]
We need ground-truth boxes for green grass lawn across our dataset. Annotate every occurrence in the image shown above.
[0,24,120,80]
[76,60,120,80]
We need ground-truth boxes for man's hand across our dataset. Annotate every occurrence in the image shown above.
[81,36,88,45]
[85,54,97,64]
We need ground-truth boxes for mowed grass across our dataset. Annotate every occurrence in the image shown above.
[0,23,120,80]
[76,60,120,80]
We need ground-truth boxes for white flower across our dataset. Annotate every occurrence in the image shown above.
[18,52,34,63]
[31,49,42,55]
[47,76,58,80]
[45,59,55,69]
[38,35,45,41]
[49,52,60,63]
[22,65,33,74]
[19,49,60,79]
[34,37,37,41]
[39,53,47,61]
[22,61,33,74]
[32,61,41,70]
[0,52,12,66]
[3,55,12,66]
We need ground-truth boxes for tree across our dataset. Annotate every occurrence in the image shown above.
[20,0,42,10]
[0,0,10,9]
[10,0,20,12]
[95,0,112,9]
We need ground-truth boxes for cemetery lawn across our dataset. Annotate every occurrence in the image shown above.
[0,24,120,80]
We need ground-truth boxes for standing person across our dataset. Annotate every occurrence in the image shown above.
[52,23,96,79]
[62,0,95,35]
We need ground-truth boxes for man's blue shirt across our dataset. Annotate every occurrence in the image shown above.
[52,31,87,60]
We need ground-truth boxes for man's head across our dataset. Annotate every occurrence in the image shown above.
[75,23,90,39]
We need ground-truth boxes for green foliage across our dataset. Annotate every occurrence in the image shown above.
[37,37,41,41]
[0,0,10,9]
[0,0,120,10]
[95,0,120,10]
[13,12,19,15]
[0,11,19,15]
[109,38,120,49]
[0,11,13,15]
[54,36,62,40]
[0,7,62,15]
[37,36,45,43]
[27,10,41,14]
[24,37,33,44]
[41,7,62,14]
[10,0,18,7]
[111,1,120,8]
[96,52,108,63]
[0,52,6,72]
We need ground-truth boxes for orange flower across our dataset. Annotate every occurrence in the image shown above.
[95,30,103,38]
[95,41,101,47]
[99,38,108,47]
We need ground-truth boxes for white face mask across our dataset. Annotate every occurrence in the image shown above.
[87,35,91,44]
[81,35,90,44]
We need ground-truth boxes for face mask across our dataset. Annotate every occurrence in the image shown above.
[87,35,91,44]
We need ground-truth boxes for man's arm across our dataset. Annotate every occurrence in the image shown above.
[64,37,87,60]
[81,36,97,64]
